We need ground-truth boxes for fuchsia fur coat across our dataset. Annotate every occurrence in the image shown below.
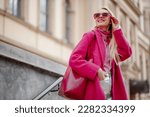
[69,28,132,100]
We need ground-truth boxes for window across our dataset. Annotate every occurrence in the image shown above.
[39,0,48,32]
[8,0,22,18]
[65,0,72,43]
[39,0,55,33]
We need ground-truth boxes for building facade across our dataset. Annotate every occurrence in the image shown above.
[0,0,150,99]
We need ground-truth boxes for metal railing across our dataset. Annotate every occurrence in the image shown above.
[33,77,63,100]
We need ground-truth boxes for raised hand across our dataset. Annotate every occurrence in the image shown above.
[110,16,120,32]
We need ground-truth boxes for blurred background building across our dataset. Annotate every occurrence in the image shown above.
[0,0,150,100]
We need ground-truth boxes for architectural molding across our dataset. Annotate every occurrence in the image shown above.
[137,29,150,51]
[0,9,73,49]
[0,41,66,76]
[125,0,141,16]
[112,0,139,23]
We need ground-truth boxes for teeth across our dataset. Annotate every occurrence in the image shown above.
[98,20,104,22]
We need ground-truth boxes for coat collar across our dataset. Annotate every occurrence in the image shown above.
[93,28,106,69]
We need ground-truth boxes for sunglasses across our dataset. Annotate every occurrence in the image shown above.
[93,12,110,19]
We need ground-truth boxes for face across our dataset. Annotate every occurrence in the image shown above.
[93,9,111,28]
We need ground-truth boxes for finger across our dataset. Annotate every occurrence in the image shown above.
[111,16,119,24]
[110,18,116,25]
[111,16,117,21]
[100,76,104,80]
[104,73,108,77]
[111,19,114,25]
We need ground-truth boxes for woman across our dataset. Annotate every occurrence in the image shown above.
[69,7,132,100]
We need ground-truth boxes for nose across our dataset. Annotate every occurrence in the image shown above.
[99,14,103,18]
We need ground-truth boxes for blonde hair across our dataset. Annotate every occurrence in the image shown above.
[100,7,118,63]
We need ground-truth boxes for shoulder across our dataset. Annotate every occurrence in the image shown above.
[78,30,95,45]
[86,30,95,36]
[83,30,95,40]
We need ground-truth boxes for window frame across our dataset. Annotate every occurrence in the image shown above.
[65,0,74,44]
[39,0,49,32]
[7,0,23,18]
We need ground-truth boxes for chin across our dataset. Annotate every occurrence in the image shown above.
[96,24,107,27]
[96,22,106,26]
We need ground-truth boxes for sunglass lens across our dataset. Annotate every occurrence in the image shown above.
[102,13,109,17]
[93,13,110,19]
[94,13,100,19]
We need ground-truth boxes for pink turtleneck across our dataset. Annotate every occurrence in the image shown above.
[99,29,112,73]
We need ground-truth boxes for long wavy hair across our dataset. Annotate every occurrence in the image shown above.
[98,7,118,63]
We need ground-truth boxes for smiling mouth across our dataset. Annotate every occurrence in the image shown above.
[97,19,105,23]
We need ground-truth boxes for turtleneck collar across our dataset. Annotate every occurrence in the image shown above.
[95,26,110,35]
[94,26,111,43]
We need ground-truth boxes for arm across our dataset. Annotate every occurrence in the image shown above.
[69,33,99,80]
[113,29,132,61]
[111,16,132,62]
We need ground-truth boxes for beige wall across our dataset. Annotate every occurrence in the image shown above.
[0,0,5,10]
[27,0,38,27]
[0,15,4,35]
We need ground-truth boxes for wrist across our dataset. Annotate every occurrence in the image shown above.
[113,25,121,32]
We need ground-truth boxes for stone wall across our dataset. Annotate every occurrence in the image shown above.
[0,41,66,100]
